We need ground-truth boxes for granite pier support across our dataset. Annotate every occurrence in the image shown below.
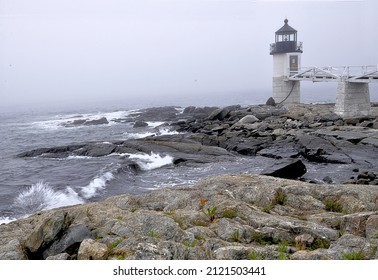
[335,81,370,118]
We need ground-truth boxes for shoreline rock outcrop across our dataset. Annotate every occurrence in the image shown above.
[1,174,378,260]
[2,103,378,260]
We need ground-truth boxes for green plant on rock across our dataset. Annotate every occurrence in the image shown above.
[206,205,217,223]
[264,188,287,213]
[311,238,330,250]
[272,188,286,206]
[277,241,289,260]
[172,215,186,229]
[341,251,364,260]
[324,197,343,213]
[149,229,160,239]
[108,238,123,254]
[222,209,237,219]
[183,239,198,248]
[231,230,241,242]
[251,232,278,245]
[248,251,265,260]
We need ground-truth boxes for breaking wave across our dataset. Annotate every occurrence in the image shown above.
[12,181,84,215]
[80,171,114,199]
[128,152,174,171]
[11,170,115,219]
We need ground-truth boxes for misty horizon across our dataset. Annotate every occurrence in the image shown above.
[1,0,377,111]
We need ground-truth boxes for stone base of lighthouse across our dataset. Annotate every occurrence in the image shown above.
[272,77,300,104]
[335,81,370,118]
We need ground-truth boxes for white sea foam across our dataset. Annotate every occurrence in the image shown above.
[158,127,180,135]
[66,155,93,160]
[123,132,156,139]
[12,181,84,215]
[0,216,16,225]
[128,152,174,171]
[80,171,114,199]
[123,127,180,140]
[32,110,135,130]
[147,121,165,128]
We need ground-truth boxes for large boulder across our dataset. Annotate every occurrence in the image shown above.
[77,239,108,260]
[23,211,71,256]
[42,224,91,259]
[266,97,276,106]
[237,115,259,124]
[261,159,307,179]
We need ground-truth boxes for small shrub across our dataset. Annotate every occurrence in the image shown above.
[311,238,330,250]
[117,215,123,221]
[277,241,289,260]
[206,205,217,222]
[273,188,286,206]
[222,209,237,219]
[172,215,185,229]
[251,232,278,245]
[116,255,125,260]
[264,188,287,212]
[183,239,198,248]
[231,230,240,242]
[324,197,343,213]
[248,252,265,260]
[341,251,364,260]
[108,239,122,254]
[262,204,274,213]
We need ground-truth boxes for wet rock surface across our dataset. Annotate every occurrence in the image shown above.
[17,103,378,184]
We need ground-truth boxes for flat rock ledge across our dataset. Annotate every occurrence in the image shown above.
[1,174,378,260]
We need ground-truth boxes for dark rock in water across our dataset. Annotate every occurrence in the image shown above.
[42,224,91,259]
[84,117,109,126]
[266,97,276,106]
[323,176,333,184]
[131,106,179,122]
[133,121,149,128]
[83,143,116,157]
[261,159,307,179]
[71,119,86,126]
[116,161,143,174]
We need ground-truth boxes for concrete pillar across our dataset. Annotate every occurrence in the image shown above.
[334,81,370,118]
[273,76,300,104]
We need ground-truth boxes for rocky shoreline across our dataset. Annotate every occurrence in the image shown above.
[1,102,378,260]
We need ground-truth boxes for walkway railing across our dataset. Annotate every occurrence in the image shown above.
[288,65,378,83]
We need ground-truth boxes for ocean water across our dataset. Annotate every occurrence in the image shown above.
[0,98,273,224]
[1,87,378,224]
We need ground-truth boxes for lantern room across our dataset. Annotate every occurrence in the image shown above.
[270,19,303,55]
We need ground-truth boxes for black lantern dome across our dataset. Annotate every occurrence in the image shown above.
[270,19,303,54]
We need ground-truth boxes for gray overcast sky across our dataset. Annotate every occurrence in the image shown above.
[1,0,377,109]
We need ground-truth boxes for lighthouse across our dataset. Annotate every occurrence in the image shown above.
[270,19,303,104]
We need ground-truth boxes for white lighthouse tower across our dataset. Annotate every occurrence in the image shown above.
[270,19,303,104]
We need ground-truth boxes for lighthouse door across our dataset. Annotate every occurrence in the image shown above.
[289,55,298,74]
